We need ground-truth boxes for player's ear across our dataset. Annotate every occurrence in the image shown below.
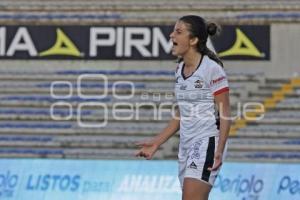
[190,37,199,46]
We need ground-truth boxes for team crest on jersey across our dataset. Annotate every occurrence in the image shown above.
[194,79,204,88]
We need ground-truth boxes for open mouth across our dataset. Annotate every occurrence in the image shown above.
[173,42,178,46]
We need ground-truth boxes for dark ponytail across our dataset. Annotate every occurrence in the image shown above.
[199,46,223,67]
[203,22,223,67]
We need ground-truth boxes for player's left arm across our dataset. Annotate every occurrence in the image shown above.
[208,90,231,171]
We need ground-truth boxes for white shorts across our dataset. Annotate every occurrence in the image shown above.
[178,136,227,188]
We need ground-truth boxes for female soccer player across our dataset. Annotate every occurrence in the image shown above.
[136,15,231,200]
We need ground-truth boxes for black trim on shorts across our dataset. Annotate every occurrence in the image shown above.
[201,136,215,182]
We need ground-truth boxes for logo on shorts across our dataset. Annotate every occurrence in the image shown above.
[188,162,197,169]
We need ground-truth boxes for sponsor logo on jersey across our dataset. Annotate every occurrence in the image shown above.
[211,76,226,85]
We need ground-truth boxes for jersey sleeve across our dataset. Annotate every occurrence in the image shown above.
[209,65,229,96]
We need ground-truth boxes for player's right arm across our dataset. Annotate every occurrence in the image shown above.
[135,110,180,160]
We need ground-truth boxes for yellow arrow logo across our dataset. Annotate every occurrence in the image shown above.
[218,28,264,58]
[39,28,81,57]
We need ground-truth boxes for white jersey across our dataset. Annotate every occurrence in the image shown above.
[174,55,229,149]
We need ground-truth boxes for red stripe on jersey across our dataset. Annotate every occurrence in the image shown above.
[213,87,229,96]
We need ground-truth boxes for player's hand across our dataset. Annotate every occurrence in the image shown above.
[207,153,223,171]
[135,140,159,160]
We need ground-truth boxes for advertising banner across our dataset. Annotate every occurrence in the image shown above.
[0,25,269,60]
[210,162,300,200]
[1,159,297,200]
[0,160,180,200]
